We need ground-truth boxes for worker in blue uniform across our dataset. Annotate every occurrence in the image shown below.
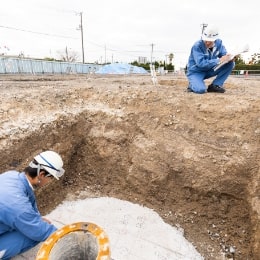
[186,25,235,94]
[0,151,65,260]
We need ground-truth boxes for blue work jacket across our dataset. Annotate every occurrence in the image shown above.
[0,171,57,241]
[187,39,227,73]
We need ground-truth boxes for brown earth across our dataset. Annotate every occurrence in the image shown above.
[0,73,259,260]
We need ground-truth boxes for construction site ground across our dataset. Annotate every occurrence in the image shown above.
[0,73,259,260]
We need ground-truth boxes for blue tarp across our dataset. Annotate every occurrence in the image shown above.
[95,63,148,74]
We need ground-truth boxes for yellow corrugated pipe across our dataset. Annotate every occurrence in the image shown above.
[36,222,111,260]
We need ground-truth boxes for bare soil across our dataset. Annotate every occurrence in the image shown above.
[0,73,259,260]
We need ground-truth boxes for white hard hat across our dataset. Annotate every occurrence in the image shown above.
[30,151,65,180]
[202,25,219,41]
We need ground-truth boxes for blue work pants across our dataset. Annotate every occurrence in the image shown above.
[0,231,39,260]
[187,61,235,94]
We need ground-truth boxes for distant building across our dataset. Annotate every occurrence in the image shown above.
[138,56,147,64]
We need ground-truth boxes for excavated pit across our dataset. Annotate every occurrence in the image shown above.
[46,231,99,260]
[0,75,259,259]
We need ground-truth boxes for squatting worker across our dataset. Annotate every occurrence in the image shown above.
[186,25,234,94]
[0,151,65,260]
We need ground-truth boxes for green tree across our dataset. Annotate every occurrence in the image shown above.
[166,63,174,71]
[168,53,174,64]
[234,55,245,65]
[248,53,260,64]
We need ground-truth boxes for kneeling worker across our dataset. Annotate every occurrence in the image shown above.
[186,25,235,94]
[0,151,65,260]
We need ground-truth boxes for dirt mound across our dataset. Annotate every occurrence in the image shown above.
[0,74,259,259]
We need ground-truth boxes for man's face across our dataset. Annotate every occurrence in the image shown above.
[33,171,54,189]
[204,41,215,48]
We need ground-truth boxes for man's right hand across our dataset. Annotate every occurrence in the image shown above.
[220,54,232,63]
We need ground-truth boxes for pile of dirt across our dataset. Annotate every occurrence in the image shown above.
[0,74,259,259]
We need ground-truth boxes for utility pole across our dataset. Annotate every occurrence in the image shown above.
[104,45,106,64]
[65,46,69,61]
[201,23,208,34]
[150,43,155,64]
[165,54,168,64]
[77,12,85,64]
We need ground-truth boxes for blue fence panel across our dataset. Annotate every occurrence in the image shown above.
[32,60,45,73]
[19,59,33,73]
[0,58,6,73]
[0,56,101,74]
[52,62,62,73]
[42,61,54,73]
[59,62,71,74]
[4,58,19,73]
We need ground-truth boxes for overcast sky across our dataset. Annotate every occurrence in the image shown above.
[0,0,259,68]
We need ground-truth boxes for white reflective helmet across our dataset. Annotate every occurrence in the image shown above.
[202,25,219,42]
[29,151,65,180]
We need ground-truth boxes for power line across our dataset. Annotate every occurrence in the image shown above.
[0,23,186,62]
[86,41,186,55]
[0,25,79,40]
